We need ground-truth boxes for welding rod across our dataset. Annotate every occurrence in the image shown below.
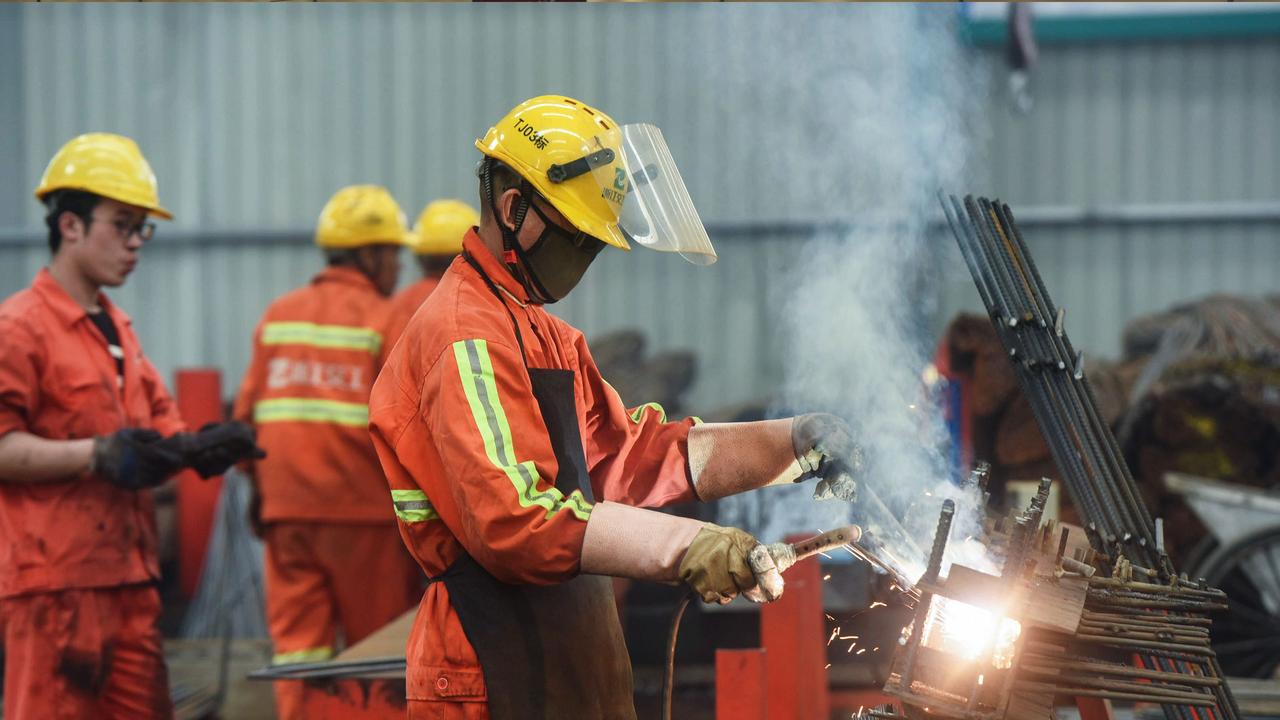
[1018,657,1222,687]
[1013,681,1218,707]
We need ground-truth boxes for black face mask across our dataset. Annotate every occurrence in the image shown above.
[509,198,606,304]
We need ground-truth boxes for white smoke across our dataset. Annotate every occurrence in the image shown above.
[713,5,991,580]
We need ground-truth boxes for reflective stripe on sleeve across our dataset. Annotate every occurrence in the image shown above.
[452,339,592,522]
[272,646,334,665]
[261,322,383,354]
[628,402,668,424]
[391,488,440,523]
[253,398,369,427]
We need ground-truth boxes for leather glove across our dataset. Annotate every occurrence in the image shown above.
[91,428,186,490]
[156,422,267,479]
[678,524,770,605]
[792,413,864,502]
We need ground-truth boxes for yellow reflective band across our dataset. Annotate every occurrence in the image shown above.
[272,647,334,665]
[453,339,592,522]
[629,402,668,424]
[391,488,440,523]
[261,322,383,354]
[253,398,369,427]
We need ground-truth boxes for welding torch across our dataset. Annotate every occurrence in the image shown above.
[745,524,863,602]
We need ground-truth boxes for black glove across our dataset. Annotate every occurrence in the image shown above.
[159,421,267,479]
[91,428,186,490]
[791,413,864,502]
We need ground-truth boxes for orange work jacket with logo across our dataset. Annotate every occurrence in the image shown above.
[369,231,698,707]
[0,269,185,598]
[386,276,440,346]
[234,266,399,523]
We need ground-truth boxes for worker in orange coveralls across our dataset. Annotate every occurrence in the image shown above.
[0,133,262,720]
[369,95,866,719]
[387,199,480,339]
[234,184,423,720]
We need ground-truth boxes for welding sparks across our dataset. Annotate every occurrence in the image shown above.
[823,574,832,581]
[847,642,856,653]
[828,628,840,646]
[869,601,887,609]
[826,613,835,621]
[856,648,866,655]
[825,663,832,669]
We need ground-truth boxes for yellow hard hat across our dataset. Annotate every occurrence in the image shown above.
[411,199,479,256]
[476,95,631,252]
[35,133,172,220]
[315,185,411,249]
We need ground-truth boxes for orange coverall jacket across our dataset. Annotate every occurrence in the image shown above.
[369,232,699,713]
[234,266,400,523]
[0,269,184,598]
[386,276,440,343]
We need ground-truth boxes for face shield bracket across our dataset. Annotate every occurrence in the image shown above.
[547,148,616,184]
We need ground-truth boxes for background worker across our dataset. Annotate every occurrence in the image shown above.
[388,198,480,338]
[0,133,261,720]
[369,96,864,719]
[233,184,423,720]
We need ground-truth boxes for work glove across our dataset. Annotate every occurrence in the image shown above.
[678,524,780,605]
[155,422,267,479]
[91,428,186,491]
[791,413,864,502]
[186,421,266,478]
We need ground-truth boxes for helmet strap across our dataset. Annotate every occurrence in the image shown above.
[480,158,549,302]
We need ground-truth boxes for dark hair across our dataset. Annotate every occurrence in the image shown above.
[43,190,102,254]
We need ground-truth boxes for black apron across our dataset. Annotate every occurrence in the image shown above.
[435,254,636,719]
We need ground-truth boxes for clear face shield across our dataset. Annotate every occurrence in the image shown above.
[554,123,717,266]
[616,124,717,265]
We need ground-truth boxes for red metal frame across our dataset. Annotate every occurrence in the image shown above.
[760,534,830,720]
[175,368,224,598]
[717,649,768,720]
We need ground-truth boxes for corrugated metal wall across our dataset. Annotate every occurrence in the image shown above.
[2,4,1278,411]
[941,37,1280,358]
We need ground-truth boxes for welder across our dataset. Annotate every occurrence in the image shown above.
[369,96,864,719]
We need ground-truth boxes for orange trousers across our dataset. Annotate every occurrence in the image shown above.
[264,522,421,720]
[0,584,171,720]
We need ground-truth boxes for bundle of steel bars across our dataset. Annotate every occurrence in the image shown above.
[939,195,1162,571]
[938,195,1240,720]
